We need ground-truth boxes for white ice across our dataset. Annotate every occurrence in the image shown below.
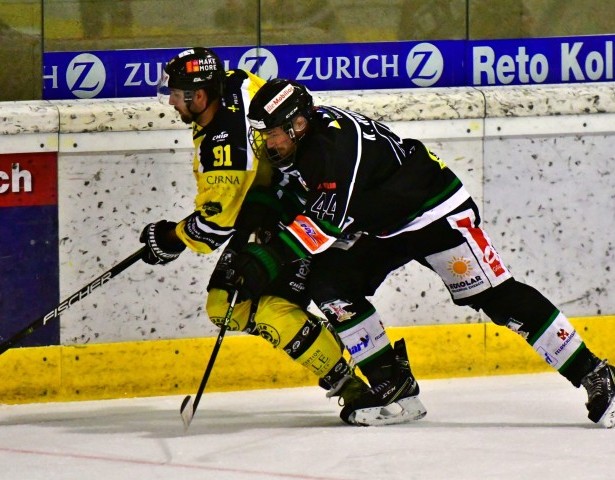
[1,373,613,480]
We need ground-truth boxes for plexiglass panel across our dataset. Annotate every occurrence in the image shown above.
[0,0,42,100]
[1,0,614,101]
[468,0,615,39]
[42,0,259,51]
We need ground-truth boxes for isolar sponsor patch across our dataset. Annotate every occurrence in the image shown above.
[426,243,490,299]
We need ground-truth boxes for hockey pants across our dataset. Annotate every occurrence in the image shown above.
[310,198,596,387]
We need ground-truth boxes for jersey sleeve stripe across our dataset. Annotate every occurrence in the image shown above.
[279,230,310,258]
[177,215,235,253]
[327,106,362,230]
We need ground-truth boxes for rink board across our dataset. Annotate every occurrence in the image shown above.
[1,315,613,404]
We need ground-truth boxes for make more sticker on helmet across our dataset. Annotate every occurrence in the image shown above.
[157,47,225,105]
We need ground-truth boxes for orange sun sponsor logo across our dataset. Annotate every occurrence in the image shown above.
[448,256,472,278]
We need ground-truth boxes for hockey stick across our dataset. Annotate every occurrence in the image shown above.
[0,247,145,356]
[180,289,239,430]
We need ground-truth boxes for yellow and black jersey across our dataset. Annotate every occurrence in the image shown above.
[176,69,271,254]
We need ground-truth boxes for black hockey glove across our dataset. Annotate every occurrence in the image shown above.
[139,220,186,265]
[226,244,282,302]
[207,248,238,292]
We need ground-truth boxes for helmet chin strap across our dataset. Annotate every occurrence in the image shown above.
[268,123,300,168]
[181,90,209,122]
[187,100,208,122]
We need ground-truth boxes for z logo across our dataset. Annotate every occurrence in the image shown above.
[405,43,444,87]
[66,53,106,98]
[238,48,279,79]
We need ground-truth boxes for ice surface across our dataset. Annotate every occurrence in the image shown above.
[1,373,613,480]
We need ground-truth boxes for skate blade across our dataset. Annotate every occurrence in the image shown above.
[598,399,615,428]
[350,396,427,426]
[396,395,428,420]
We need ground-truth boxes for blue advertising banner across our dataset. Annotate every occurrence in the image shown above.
[42,41,465,99]
[468,35,614,86]
[42,34,615,100]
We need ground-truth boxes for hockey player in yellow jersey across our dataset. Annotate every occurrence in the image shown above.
[138,48,414,425]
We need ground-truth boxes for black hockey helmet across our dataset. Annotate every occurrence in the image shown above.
[247,78,313,130]
[247,79,313,167]
[157,47,225,104]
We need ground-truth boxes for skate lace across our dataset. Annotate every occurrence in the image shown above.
[371,380,393,395]
[326,375,363,407]
[585,373,604,402]
[326,375,350,399]
[582,361,609,403]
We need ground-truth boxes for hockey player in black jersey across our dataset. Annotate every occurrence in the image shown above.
[228,78,615,428]
[137,48,393,425]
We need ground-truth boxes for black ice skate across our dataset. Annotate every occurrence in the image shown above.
[340,339,427,426]
[581,359,615,428]
[326,372,370,404]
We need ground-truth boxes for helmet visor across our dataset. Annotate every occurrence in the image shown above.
[158,72,193,106]
[248,127,270,162]
[248,126,296,168]
[156,70,171,104]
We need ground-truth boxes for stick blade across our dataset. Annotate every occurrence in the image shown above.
[180,395,195,430]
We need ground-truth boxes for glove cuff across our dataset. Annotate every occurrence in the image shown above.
[244,243,281,282]
[154,221,187,253]
[144,225,179,261]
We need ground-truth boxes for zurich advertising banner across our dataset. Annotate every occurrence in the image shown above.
[42,41,464,99]
[43,34,614,100]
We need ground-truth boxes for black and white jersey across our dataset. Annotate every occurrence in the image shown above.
[276,105,471,258]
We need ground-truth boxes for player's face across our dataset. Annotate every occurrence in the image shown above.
[264,127,295,158]
[168,89,193,124]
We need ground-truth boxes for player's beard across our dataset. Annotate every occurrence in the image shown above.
[176,109,192,124]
